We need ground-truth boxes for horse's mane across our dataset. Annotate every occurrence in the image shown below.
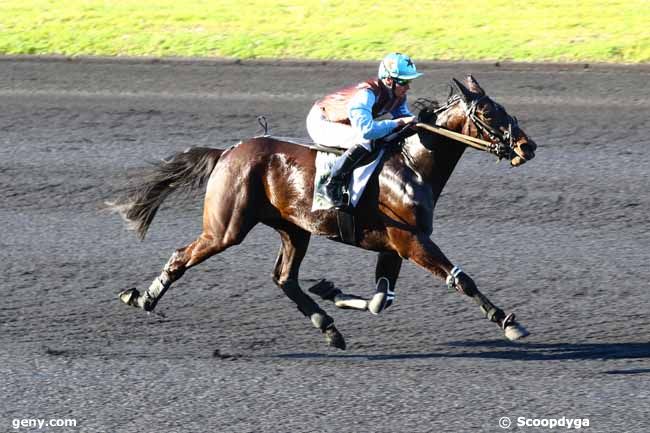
[412,97,440,125]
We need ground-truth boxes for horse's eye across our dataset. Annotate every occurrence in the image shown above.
[481,109,493,120]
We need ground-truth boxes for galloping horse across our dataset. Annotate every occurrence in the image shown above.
[113,75,537,350]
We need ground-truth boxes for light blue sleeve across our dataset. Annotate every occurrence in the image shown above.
[390,96,413,119]
[348,89,400,140]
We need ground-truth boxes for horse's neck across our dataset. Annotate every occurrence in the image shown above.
[402,130,466,202]
[415,103,471,200]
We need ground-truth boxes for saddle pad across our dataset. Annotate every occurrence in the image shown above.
[311,148,385,211]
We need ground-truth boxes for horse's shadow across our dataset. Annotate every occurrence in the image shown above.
[273,341,650,374]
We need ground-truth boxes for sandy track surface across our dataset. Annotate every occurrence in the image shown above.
[1,58,649,432]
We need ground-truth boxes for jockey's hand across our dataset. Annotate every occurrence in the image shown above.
[385,116,418,142]
[396,116,417,127]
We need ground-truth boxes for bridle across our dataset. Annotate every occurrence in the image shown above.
[461,95,518,159]
[423,94,518,160]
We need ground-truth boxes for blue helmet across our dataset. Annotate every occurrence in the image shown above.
[378,53,423,80]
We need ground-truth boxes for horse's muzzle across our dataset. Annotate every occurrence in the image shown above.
[510,139,537,167]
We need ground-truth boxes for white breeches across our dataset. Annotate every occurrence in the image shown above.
[306,105,373,151]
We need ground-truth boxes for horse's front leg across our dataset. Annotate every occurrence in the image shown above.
[308,251,403,314]
[395,232,529,340]
[367,251,402,314]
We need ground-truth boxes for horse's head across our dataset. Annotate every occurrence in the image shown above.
[445,75,537,166]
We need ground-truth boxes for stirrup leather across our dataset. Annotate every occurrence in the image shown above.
[324,178,346,207]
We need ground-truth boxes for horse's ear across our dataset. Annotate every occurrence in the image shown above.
[452,78,474,103]
[465,75,485,96]
[447,84,455,101]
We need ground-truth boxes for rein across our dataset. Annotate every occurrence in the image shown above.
[416,95,516,159]
[415,122,496,153]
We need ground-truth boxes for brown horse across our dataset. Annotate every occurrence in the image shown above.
[112,75,537,350]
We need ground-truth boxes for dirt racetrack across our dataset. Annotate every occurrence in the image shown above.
[1,57,649,433]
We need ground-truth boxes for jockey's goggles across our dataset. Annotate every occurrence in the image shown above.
[394,78,412,86]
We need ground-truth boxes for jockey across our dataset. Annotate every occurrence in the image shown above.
[306,52,423,208]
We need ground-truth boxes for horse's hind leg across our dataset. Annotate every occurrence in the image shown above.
[121,210,257,313]
[120,161,261,312]
[119,232,227,312]
[271,224,346,350]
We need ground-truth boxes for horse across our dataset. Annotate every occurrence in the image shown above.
[111,75,537,350]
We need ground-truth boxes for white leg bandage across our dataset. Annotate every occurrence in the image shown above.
[446,265,463,288]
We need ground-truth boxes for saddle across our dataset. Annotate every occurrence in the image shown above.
[312,146,386,211]
[256,134,390,212]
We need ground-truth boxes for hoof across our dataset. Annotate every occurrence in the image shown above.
[118,288,141,307]
[505,323,530,341]
[118,288,158,313]
[334,293,368,311]
[323,325,346,350]
[368,292,387,315]
[368,277,394,315]
[502,313,530,341]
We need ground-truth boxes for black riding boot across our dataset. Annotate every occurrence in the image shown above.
[324,144,371,208]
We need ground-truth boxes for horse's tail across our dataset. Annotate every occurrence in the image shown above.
[107,146,225,240]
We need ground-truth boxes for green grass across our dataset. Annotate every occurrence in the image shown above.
[1,0,648,62]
